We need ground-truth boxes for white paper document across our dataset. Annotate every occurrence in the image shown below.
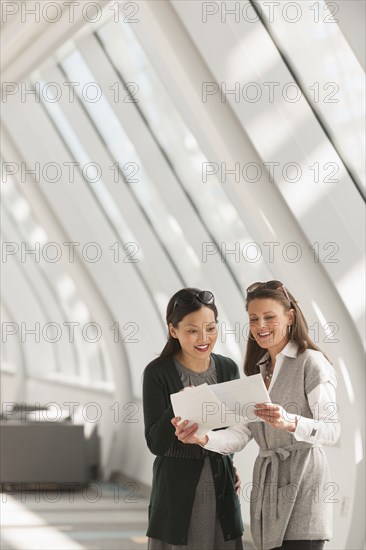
[170,374,271,438]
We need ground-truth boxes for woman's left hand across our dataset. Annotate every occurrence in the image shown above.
[254,403,297,432]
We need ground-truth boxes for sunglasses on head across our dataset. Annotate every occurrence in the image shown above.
[173,290,215,311]
[246,280,292,303]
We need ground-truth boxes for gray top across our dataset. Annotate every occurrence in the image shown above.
[174,355,217,387]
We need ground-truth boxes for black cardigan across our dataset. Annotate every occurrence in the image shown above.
[142,352,244,545]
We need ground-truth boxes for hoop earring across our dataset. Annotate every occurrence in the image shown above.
[249,332,257,341]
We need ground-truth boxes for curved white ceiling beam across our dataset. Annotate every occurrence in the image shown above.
[0,300,27,403]
[1,223,57,378]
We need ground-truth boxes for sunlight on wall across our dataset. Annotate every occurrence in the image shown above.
[337,259,366,325]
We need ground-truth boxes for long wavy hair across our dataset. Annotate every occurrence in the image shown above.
[160,288,218,357]
[244,283,329,376]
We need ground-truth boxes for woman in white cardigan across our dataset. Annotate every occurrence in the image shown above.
[172,280,340,550]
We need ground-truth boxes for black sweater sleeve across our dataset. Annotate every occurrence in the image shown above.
[142,364,176,456]
[233,360,240,381]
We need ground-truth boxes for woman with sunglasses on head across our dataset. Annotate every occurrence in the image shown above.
[143,287,244,550]
[173,281,340,550]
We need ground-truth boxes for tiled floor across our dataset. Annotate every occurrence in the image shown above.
[1,482,255,550]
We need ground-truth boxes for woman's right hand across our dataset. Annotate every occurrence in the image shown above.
[171,417,208,446]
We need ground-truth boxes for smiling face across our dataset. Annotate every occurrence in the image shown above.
[169,306,218,363]
[248,298,294,358]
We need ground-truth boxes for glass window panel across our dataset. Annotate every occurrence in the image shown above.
[34,62,186,323]
[96,20,271,291]
[1,173,110,385]
[59,49,219,286]
[258,0,365,196]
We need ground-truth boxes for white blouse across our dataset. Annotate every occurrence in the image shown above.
[203,342,340,455]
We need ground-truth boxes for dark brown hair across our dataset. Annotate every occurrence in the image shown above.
[244,284,329,376]
[160,288,218,357]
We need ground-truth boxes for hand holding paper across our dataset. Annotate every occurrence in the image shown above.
[170,374,271,438]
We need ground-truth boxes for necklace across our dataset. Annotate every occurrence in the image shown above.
[264,359,274,381]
